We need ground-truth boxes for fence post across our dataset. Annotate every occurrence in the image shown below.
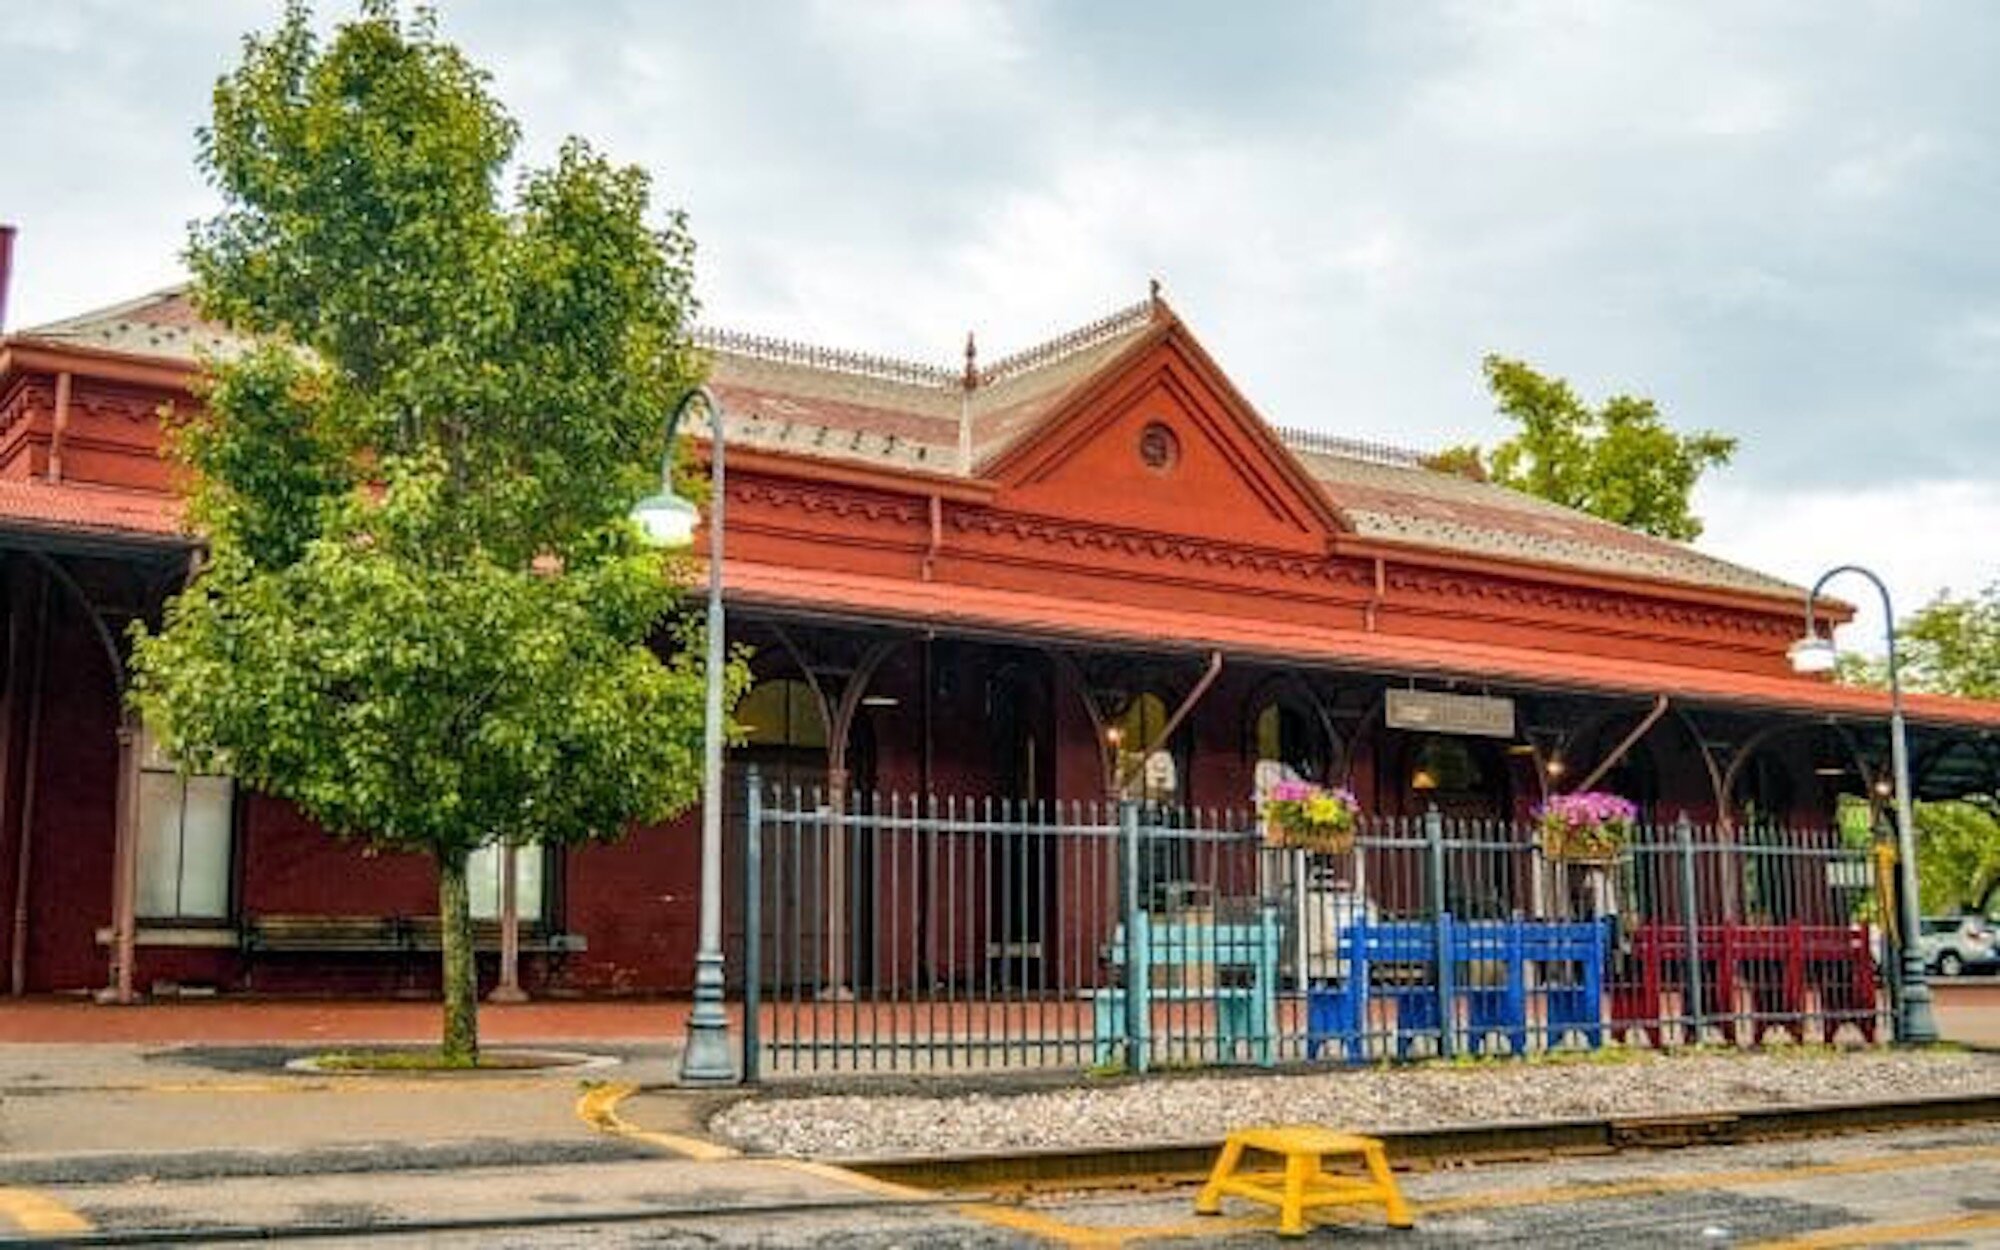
[1426,808,1457,1059]
[1119,800,1148,1074]
[1677,813,1704,1046]
[742,765,762,1083]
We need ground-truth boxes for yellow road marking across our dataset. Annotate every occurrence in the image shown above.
[573,1082,740,1161]
[113,1077,560,1095]
[1744,1210,2000,1249]
[769,1158,933,1200]
[954,1140,2000,1247]
[956,1202,1268,1248]
[0,1186,91,1234]
[1417,1141,2000,1217]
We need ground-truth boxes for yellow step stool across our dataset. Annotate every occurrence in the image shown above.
[1195,1125,1414,1237]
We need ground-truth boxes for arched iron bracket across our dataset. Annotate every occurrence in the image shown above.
[23,549,125,695]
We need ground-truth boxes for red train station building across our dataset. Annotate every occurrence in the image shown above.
[2,265,1997,1000]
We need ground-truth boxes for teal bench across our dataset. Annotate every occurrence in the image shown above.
[1092,907,1282,1070]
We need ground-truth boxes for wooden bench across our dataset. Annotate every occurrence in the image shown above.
[240,914,586,988]
[241,914,406,955]
[1610,921,1878,1046]
[1091,907,1282,1070]
[403,917,585,954]
[1307,917,1609,1061]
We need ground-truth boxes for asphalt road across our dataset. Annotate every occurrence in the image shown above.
[4,985,1999,1248]
[5,1120,1999,1246]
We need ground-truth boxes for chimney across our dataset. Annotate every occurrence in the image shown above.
[0,225,14,334]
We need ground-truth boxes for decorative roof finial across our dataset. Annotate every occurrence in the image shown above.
[963,331,978,390]
[1149,277,1163,313]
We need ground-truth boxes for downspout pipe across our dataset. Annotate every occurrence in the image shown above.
[1364,557,1386,632]
[0,225,14,333]
[921,494,943,582]
[8,570,46,996]
[48,372,72,484]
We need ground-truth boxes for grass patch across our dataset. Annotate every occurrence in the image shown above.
[310,1048,565,1072]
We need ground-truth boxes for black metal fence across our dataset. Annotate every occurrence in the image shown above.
[733,779,1886,1079]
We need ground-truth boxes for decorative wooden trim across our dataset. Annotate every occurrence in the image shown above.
[730,478,923,528]
[947,505,1366,583]
[0,378,50,437]
[1337,533,1837,623]
[1381,565,1796,640]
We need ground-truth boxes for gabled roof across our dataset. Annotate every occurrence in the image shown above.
[1281,432,1798,598]
[701,297,1161,475]
[9,287,245,364]
[8,283,1800,600]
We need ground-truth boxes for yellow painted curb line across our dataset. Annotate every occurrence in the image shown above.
[1745,1210,2000,1249]
[0,1186,91,1234]
[950,1136,2000,1247]
[958,1201,1267,1249]
[1417,1140,2000,1218]
[574,1083,740,1161]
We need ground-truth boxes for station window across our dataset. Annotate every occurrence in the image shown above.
[467,843,547,921]
[135,725,233,922]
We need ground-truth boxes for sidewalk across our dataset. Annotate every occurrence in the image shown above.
[0,996,699,1045]
[0,985,1993,1172]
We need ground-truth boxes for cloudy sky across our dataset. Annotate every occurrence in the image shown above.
[6,1,1997,647]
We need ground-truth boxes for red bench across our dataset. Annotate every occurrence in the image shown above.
[1609,921,1879,1046]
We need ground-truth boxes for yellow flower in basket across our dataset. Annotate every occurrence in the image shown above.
[1265,781,1361,854]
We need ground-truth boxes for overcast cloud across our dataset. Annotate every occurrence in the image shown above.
[4,0,1997,648]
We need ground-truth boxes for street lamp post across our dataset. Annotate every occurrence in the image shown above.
[1788,564,1939,1045]
[631,384,735,1083]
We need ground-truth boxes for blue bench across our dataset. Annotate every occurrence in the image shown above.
[1307,917,1608,1061]
[1093,908,1282,1070]
[1454,919,1608,1054]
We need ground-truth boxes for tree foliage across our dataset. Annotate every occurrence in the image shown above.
[1449,356,1737,541]
[1840,583,2000,917]
[128,1,737,1059]
[1898,584,2000,701]
[1912,799,2000,915]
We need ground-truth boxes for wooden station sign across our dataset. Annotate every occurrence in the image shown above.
[1384,689,1516,739]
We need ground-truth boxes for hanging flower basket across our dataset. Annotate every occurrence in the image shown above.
[1264,781,1361,855]
[1537,791,1637,864]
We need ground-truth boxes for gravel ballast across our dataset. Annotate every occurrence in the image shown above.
[712,1050,2000,1158]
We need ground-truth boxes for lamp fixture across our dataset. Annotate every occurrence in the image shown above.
[1788,634,1839,675]
[630,484,700,549]
[860,695,900,708]
[1410,767,1438,791]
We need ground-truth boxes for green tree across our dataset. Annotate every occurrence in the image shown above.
[1840,584,2000,916]
[1900,584,2000,701]
[129,1,738,1062]
[1913,800,2000,915]
[1453,356,1737,541]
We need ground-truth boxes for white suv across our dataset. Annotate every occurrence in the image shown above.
[1918,915,1999,977]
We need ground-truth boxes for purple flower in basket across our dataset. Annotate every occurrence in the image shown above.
[1535,791,1636,861]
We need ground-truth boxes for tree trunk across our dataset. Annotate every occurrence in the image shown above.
[438,848,479,1065]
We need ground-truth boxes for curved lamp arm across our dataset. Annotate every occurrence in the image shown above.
[630,385,718,550]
